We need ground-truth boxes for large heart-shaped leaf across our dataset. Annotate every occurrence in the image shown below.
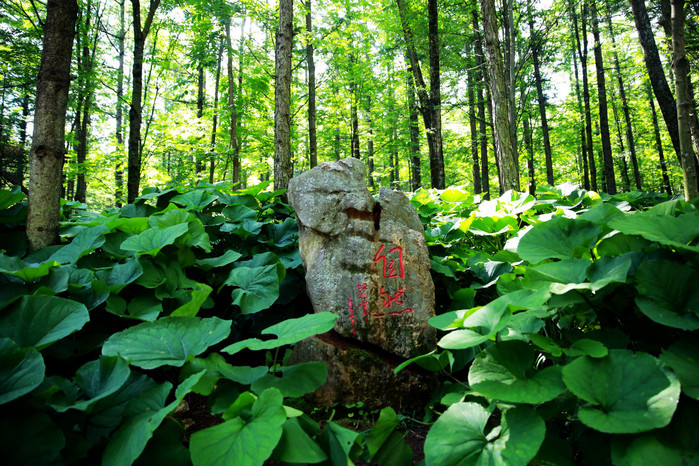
[225,265,279,314]
[660,339,699,400]
[0,338,45,405]
[609,211,699,252]
[0,254,58,283]
[120,223,189,256]
[95,257,143,292]
[102,317,231,369]
[190,388,287,466]
[468,341,566,404]
[222,312,337,355]
[424,403,545,466]
[251,361,327,397]
[0,295,89,349]
[49,225,108,264]
[196,250,242,270]
[635,260,699,330]
[517,216,601,263]
[51,356,131,412]
[271,418,328,464]
[562,349,680,433]
[263,218,298,247]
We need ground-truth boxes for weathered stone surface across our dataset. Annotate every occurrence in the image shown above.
[288,333,439,412]
[288,158,436,358]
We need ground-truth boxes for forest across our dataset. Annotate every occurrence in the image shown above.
[1,0,699,464]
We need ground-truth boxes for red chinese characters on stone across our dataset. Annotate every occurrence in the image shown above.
[373,244,405,279]
[348,282,370,335]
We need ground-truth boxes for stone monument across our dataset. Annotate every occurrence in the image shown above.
[288,158,437,410]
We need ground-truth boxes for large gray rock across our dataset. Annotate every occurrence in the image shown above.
[288,158,436,358]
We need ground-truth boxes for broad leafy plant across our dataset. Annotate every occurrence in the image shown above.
[406,185,699,465]
[0,183,410,466]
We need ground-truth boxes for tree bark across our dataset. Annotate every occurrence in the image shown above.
[467,42,481,194]
[528,9,553,186]
[523,112,536,195]
[304,0,317,168]
[210,39,223,184]
[480,0,519,192]
[473,10,490,199]
[274,0,293,194]
[26,0,79,251]
[349,53,360,159]
[648,83,673,194]
[127,0,160,203]
[115,0,125,206]
[225,19,240,184]
[405,53,422,191]
[396,0,445,189]
[629,0,682,160]
[671,0,698,199]
[572,47,590,190]
[365,95,375,189]
[591,1,616,194]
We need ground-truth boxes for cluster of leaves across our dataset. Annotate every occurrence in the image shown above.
[0,183,410,466]
[403,184,699,465]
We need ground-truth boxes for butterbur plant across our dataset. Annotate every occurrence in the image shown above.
[404,187,699,465]
[0,184,410,466]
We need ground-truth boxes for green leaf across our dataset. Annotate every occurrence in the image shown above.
[660,339,699,400]
[517,216,601,263]
[0,187,26,210]
[251,361,327,397]
[121,223,190,256]
[103,371,204,466]
[0,411,65,465]
[190,388,287,466]
[564,339,608,358]
[95,257,144,292]
[49,225,108,264]
[364,407,400,458]
[436,289,550,350]
[0,295,89,349]
[171,190,216,210]
[226,265,280,314]
[271,418,327,464]
[0,254,58,283]
[222,204,257,222]
[196,250,243,270]
[424,403,545,466]
[52,356,131,412]
[102,317,231,369]
[317,421,363,465]
[222,312,337,355]
[468,341,566,403]
[0,338,45,405]
[611,434,689,466]
[171,283,213,317]
[127,295,162,321]
[263,218,298,247]
[562,349,681,433]
[635,260,699,330]
[182,354,267,395]
[609,211,699,252]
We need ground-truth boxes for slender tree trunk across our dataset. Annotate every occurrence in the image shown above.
[366,95,375,189]
[210,39,223,184]
[127,0,161,203]
[528,10,553,185]
[225,19,240,184]
[523,112,536,195]
[467,43,481,194]
[671,0,698,199]
[591,1,616,194]
[195,64,205,174]
[480,0,519,192]
[474,10,490,199]
[396,0,445,189]
[115,0,125,206]
[406,55,422,191]
[503,0,518,167]
[26,0,79,251]
[304,0,317,168]
[572,48,590,189]
[648,83,673,194]
[274,0,293,194]
[350,53,360,159]
[629,0,682,160]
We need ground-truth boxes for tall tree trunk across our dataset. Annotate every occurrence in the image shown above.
[127,0,161,203]
[406,55,422,191]
[591,1,616,194]
[523,112,536,195]
[480,0,519,192]
[274,0,293,194]
[573,0,598,191]
[196,63,205,175]
[629,0,682,160]
[210,39,223,184]
[503,0,518,168]
[225,19,240,183]
[648,83,673,194]
[474,9,490,199]
[606,0,641,189]
[528,9,553,185]
[671,0,698,199]
[304,0,317,168]
[572,48,590,189]
[115,0,125,206]
[396,0,445,189]
[349,53,360,159]
[467,42,481,194]
[366,95,375,189]
[427,0,445,188]
[26,0,78,251]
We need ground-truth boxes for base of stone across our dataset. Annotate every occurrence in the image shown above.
[288,332,439,413]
